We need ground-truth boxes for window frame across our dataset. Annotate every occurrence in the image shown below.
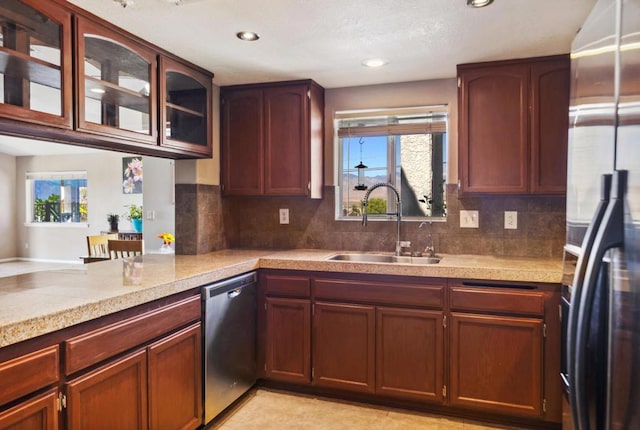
[25,171,89,227]
[335,106,448,221]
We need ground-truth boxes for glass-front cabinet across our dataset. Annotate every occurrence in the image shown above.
[160,56,211,155]
[75,16,157,143]
[0,0,73,128]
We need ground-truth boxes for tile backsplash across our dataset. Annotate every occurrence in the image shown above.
[177,184,565,258]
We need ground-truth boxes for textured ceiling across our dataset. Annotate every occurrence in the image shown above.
[67,0,597,88]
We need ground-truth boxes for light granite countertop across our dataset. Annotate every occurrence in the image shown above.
[0,249,562,349]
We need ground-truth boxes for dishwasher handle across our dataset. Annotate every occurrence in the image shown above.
[228,289,241,298]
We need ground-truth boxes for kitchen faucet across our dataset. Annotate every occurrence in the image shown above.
[362,182,402,256]
[419,221,436,257]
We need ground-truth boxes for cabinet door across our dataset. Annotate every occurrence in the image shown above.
[459,64,529,193]
[264,297,311,384]
[450,312,544,417]
[148,323,202,430]
[376,307,444,403]
[160,56,212,156]
[530,58,569,194]
[75,17,157,143]
[221,88,264,195]
[313,302,375,393]
[66,349,148,430]
[0,388,58,430]
[264,84,309,195]
[0,0,72,128]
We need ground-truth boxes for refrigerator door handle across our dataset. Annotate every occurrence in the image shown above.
[573,171,626,430]
[567,174,611,411]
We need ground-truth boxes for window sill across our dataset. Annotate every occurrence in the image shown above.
[24,222,90,229]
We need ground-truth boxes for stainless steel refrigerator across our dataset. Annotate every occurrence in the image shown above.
[563,0,640,429]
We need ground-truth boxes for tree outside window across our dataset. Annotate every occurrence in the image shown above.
[27,172,88,223]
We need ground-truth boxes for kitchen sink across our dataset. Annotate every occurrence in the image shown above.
[327,253,440,265]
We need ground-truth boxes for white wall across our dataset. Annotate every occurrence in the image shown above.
[142,157,175,252]
[15,152,144,262]
[0,153,16,260]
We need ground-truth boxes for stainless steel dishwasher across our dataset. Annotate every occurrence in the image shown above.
[202,271,257,425]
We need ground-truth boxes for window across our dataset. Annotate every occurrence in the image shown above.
[26,171,88,224]
[336,106,447,220]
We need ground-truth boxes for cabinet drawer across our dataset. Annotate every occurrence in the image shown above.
[314,278,444,308]
[64,295,200,375]
[0,346,59,407]
[450,286,545,316]
[263,273,311,298]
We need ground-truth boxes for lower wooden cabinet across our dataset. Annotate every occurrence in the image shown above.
[66,349,147,430]
[264,297,311,384]
[0,389,59,430]
[449,312,544,416]
[258,271,560,425]
[313,302,375,393]
[376,307,444,403]
[66,323,202,430]
[148,324,202,430]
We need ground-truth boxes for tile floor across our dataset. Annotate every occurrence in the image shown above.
[212,389,529,430]
[0,260,77,277]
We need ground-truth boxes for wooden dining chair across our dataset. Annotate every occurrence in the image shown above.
[86,234,118,258]
[108,239,144,259]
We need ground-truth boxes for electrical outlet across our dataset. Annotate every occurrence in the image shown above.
[279,208,290,224]
[504,211,518,229]
[146,210,155,220]
[400,241,411,248]
[460,210,479,228]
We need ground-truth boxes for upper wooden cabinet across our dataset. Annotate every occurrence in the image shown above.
[160,56,212,156]
[0,0,73,128]
[0,0,213,158]
[458,55,569,195]
[221,80,324,198]
[75,16,157,143]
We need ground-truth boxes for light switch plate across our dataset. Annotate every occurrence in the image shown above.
[460,210,479,228]
[279,208,290,224]
[504,211,518,229]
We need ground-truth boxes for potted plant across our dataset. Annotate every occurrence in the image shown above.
[125,204,143,232]
[107,213,120,232]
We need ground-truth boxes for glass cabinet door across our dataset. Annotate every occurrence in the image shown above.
[0,0,72,127]
[76,17,157,143]
[160,56,211,155]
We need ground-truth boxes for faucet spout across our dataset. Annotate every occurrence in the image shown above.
[362,183,402,256]
[419,221,436,257]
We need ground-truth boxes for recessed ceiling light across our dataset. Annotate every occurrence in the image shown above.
[466,0,494,7]
[362,58,388,68]
[236,31,260,41]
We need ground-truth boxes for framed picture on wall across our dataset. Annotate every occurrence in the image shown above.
[122,157,143,194]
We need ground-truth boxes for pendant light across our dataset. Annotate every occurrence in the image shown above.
[354,137,368,191]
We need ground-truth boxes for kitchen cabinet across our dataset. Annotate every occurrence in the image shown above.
[313,302,376,393]
[0,345,60,430]
[159,56,212,156]
[260,272,312,384]
[458,55,569,194]
[75,16,157,143]
[0,389,59,430]
[448,284,547,418]
[221,80,324,198]
[66,349,148,430]
[0,0,214,159]
[63,295,202,429]
[312,275,445,401]
[148,324,202,430]
[0,0,73,129]
[376,307,444,403]
[259,270,561,425]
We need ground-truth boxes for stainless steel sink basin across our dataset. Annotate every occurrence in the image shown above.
[327,253,440,265]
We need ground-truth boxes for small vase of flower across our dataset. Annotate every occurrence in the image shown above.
[157,232,175,253]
